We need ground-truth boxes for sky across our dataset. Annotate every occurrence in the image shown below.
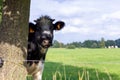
[30,0,120,44]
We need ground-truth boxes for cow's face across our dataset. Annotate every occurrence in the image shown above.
[30,16,65,48]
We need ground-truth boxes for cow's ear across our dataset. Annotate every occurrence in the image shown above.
[29,23,36,33]
[54,21,65,30]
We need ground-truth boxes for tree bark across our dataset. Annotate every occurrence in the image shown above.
[0,0,30,80]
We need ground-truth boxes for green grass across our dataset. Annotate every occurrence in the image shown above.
[26,75,33,80]
[42,48,120,80]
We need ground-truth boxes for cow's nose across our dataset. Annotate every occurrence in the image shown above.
[43,40,49,45]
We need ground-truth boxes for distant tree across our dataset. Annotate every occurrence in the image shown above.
[105,40,116,47]
[52,40,65,48]
[52,40,59,48]
[68,42,82,48]
[91,42,98,48]
[82,40,92,48]
[82,40,99,48]
[66,44,75,49]
[99,37,105,48]
[115,38,120,47]
[59,42,65,48]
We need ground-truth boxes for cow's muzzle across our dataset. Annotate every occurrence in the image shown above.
[41,32,53,48]
[42,39,52,48]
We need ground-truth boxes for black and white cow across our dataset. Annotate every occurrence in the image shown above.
[26,15,65,80]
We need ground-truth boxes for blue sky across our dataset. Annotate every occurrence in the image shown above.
[30,0,120,43]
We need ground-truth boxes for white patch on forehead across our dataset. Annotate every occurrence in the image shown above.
[43,31,51,34]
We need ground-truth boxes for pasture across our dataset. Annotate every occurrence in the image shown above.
[43,48,120,80]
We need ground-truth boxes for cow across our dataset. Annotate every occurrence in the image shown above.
[26,15,65,80]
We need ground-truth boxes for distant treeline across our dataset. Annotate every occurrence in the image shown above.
[52,38,120,49]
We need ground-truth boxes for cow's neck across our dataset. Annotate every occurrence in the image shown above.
[27,42,48,65]
[33,44,48,80]
[35,44,48,63]
[27,44,49,80]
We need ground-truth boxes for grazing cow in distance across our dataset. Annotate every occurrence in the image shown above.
[26,15,65,80]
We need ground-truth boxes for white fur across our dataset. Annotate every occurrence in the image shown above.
[34,71,42,80]
[27,60,44,80]
[43,31,51,34]
[34,61,44,80]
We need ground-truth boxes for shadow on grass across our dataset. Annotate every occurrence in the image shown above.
[43,62,119,80]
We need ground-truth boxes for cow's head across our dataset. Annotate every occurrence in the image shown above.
[29,16,65,48]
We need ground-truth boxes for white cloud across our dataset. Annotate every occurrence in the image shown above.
[72,18,84,26]
[101,11,120,21]
[59,25,93,35]
[30,0,120,43]
[62,26,79,33]
[109,11,120,19]
[106,25,120,36]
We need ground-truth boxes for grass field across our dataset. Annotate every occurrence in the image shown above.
[42,48,120,80]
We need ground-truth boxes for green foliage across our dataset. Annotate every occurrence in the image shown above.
[115,38,120,47]
[83,40,99,48]
[105,40,116,47]
[69,42,82,48]
[52,38,120,48]
[66,44,75,49]
[91,42,98,48]
[100,37,105,48]
[52,40,60,48]
[52,40,65,48]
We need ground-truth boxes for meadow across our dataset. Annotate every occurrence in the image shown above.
[42,48,120,80]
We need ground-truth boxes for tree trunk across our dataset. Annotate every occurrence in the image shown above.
[0,0,30,80]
